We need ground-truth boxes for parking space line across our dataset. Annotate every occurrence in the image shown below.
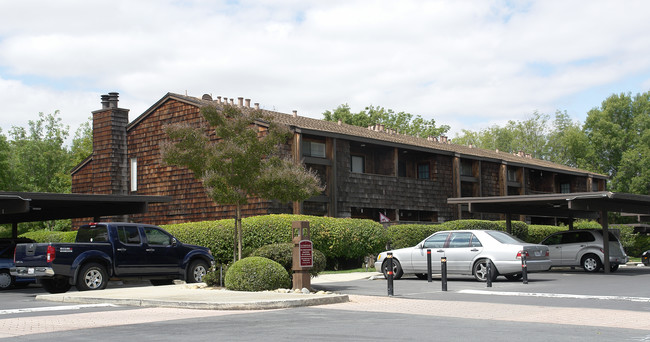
[0,303,117,315]
[458,289,650,302]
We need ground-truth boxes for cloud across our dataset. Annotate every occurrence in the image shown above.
[1,0,649,140]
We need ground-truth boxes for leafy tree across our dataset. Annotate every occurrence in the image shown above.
[70,117,93,166]
[323,104,450,138]
[546,111,593,168]
[162,104,323,261]
[0,130,14,190]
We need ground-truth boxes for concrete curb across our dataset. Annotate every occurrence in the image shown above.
[35,285,350,310]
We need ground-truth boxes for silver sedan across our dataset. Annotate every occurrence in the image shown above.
[375,230,551,281]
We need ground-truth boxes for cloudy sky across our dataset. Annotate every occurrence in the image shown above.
[1,0,649,142]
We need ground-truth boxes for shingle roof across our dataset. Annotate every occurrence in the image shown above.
[133,92,607,179]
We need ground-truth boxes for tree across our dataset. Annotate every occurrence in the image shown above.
[162,104,323,261]
[546,111,593,168]
[70,117,93,166]
[323,104,450,138]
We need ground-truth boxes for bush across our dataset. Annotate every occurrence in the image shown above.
[203,264,228,287]
[527,225,565,243]
[250,242,326,277]
[224,257,290,291]
[20,230,77,243]
[386,224,442,249]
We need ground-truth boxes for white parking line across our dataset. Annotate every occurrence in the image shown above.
[458,289,650,302]
[0,303,117,315]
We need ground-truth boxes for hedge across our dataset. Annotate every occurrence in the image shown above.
[19,230,77,243]
[224,257,290,291]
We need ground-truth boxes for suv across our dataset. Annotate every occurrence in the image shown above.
[540,229,628,272]
[0,238,35,290]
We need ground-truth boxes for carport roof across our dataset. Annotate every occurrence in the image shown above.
[0,192,171,225]
[447,191,650,219]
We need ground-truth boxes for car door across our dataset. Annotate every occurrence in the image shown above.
[410,232,449,273]
[444,232,482,273]
[560,231,595,265]
[142,226,180,275]
[541,233,563,266]
[113,225,147,276]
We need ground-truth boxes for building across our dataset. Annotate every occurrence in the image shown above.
[71,92,608,227]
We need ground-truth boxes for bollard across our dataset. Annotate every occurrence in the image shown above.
[521,252,528,284]
[427,249,432,282]
[441,257,448,291]
[387,252,394,296]
[486,259,492,288]
[219,265,223,288]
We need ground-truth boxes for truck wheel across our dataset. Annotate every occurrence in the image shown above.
[0,270,14,290]
[186,260,209,283]
[77,263,108,291]
[41,276,72,294]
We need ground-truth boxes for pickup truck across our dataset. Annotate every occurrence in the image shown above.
[11,222,214,294]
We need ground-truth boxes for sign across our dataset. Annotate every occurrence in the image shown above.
[379,212,390,222]
[299,240,313,268]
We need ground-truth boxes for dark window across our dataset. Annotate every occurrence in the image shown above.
[418,163,430,179]
[117,226,141,244]
[460,160,473,176]
[76,226,109,243]
[398,161,406,177]
[143,227,172,246]
[561,183,571,193]
[507,168,518,182]
[351,155,365,173]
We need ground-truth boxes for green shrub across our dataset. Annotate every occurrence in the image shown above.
[202,264,228,287]
[250,242,326,277]
[386,224,442,249]
[19,230,77,243]
[224,257,290,291]
[527,225,565,243]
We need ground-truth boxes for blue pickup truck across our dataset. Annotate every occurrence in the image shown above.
[11,222,214,293]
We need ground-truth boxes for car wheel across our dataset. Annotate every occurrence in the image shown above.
[473,259,498,282]
[41,276,72,294]
[581,254,602,273]
[187,260,209,283]
[381,259,403,280]
[504,273,523,281]
[0,270,14,290]
[76,263,108,291]
[415,273,428,280]
[610,264,619,272]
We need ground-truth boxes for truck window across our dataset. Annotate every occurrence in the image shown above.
[117,226,141,244]
[143,227,172,246]
[77,226,109,243]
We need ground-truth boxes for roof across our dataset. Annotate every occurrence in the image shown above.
[128,92,606,179]
[0,192,172,225]
[448,191,650,219]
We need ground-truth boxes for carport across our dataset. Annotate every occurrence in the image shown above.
[0,192,171,238]
[448,191,650,273]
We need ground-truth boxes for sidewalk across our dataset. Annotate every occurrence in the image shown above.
[35,272,382,310]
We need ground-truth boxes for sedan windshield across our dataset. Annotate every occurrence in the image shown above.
[484,230,525,244]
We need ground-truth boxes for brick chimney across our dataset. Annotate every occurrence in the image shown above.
[92,92,129,196]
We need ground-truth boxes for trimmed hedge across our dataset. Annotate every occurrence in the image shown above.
[527,225,565,243]
[20,230,77,243]
[224,257,290,291]
[386,224,442,249]
[164,214,387,265]
[250,242,326,277]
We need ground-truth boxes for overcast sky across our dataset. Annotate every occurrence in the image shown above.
[1,0,649,142]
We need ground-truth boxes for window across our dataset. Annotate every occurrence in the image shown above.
[130,158,137,192]
[507,168,518,182]
[560,183,571,193]
[398,161,406,177]
[351,155,364,173]
[423,233,449,248]
[143,227,172,246]
[448,232,472,248]
[77,226,109,243]
[117,226,141,245]
[460,160,473,176]
[303,141,326,158]
[417,163,430,179]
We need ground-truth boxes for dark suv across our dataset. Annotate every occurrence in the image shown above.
[540,229,628,272]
